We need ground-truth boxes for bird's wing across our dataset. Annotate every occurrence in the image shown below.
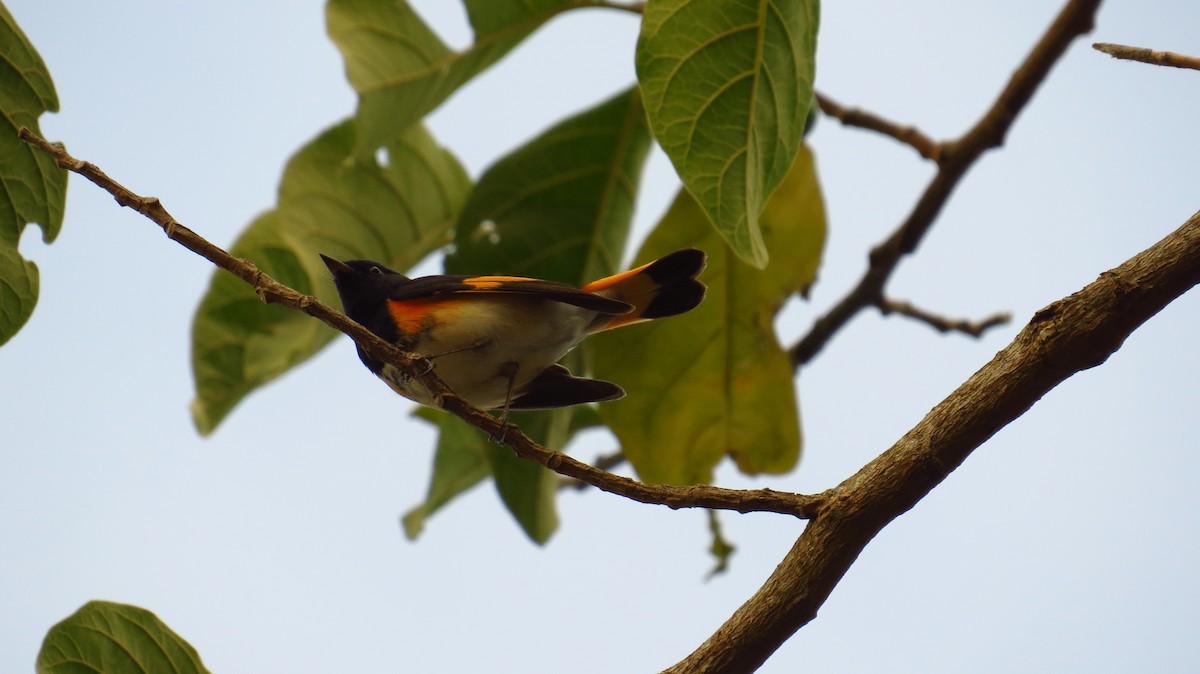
[389,274,633,314]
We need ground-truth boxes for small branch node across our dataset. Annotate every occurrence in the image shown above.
[878,297,1012,337]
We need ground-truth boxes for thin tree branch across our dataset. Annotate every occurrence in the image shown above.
[1093,42,1200,71]
[814,92,943,161]
[560,450,626,491]
[790,0,1103,370]
[18,127,823,521]
[670,206,1200,672]
[878,297,1011,337]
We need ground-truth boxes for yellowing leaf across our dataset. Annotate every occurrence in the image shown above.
[636,0,819,268]
[593,145,825,485]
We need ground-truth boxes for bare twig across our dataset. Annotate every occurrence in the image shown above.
[815,92,942,161]
[878,297,1011,337]
[1093,42,1200,71]
[18,127,823,520]
[791,0,1103,370]
[670,206,1200,672]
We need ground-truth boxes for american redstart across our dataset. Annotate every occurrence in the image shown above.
[321,248,706,412]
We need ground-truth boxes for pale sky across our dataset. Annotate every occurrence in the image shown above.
[3,1,1199,672]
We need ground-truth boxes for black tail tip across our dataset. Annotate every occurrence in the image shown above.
[644,248,706,284]
[641,248,707,319]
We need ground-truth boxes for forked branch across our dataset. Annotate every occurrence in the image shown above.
[792,0,1103,369]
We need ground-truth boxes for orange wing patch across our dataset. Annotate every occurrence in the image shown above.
[462,275,537,290]
[457,275,632,313]
[387,298,454,335]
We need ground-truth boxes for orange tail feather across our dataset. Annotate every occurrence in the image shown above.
[583,248,706,331]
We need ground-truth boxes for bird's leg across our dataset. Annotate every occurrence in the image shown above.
[494,361,520,443]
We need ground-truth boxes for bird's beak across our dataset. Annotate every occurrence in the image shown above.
[320,253,352,276]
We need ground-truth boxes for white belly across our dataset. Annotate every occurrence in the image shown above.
[379,297,596,409]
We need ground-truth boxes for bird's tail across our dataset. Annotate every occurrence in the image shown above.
[583,248,707,331]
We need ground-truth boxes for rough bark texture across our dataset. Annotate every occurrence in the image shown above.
[665,210,1200,673]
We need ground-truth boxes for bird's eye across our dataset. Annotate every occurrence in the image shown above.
[369,266,384,275]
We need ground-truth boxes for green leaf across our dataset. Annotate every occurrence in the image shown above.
[327,0,582,155]
[485,407,572,544]
[636,0,819,268]
[402,408,491,539]
[447,86,651,283]
[593,145,825,485]
[403,407,570,544]
[462,0,580,37]
[37,600,210,674]
[0,5,66,346]
[190,120,470,434]
[402,343,606,544]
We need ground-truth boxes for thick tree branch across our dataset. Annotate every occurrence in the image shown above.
[814,92,942,161]
[791,0,1102,369]
[1093,42,1200,71]
[17,127,823,521]
[878,297,1011,337]
[669,208,1200,672]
